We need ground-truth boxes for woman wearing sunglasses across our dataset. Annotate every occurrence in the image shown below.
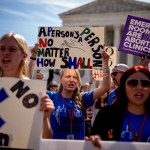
[47,80,58,92]
[85,65,150,148]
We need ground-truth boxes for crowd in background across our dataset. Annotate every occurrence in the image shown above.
[0,31,150,148]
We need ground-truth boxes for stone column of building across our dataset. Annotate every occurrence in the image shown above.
[127,53,134,67]
[113,25,121,63]
[82,70,92,85]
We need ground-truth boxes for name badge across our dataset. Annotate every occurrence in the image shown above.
[67,134,74,139]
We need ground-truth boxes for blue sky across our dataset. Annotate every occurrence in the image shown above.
[0,0,149,46]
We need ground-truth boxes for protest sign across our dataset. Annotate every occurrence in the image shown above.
[39,139,150,150]
[0,78,46,149]
[119,15,150,57]
[37,27,104,70]
[93,46,117,80]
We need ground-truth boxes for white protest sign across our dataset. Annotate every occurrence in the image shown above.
[0,77,46,149]
[92,46,117,80]
[37,27,104,70]
[39,139,150,150]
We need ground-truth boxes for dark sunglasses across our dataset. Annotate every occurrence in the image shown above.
[126,79,150,89]
[50,85,58,88]
[111,72,123,76]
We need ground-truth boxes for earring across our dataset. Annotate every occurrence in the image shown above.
[107,129,113,139]
[23,53,28,58]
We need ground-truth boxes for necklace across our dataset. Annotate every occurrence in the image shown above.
[127,112,147,141]
[60,93,74,133]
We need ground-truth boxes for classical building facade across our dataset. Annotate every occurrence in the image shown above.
[59,0,150,67]
[48,0,150,85]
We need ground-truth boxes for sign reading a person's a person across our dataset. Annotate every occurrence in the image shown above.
[118,15,150,57]
[0,77,46,149]
[37,27,104,70]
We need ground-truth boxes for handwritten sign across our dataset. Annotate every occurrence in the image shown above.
[37,27,104,69]
[93,47,117,80]
[0,78,46,149]
[118,15,150,57]
[39,139,150,150]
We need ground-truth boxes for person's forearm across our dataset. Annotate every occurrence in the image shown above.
[101,60,110,90]
[42,117,53,139]
[93,51,111,100]
[27,44,38,79]
[27,59,36,79]
[95,80,99,88]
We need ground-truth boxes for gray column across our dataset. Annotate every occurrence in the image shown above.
[82,70,92,84]
[127,54,134,67]
[114,25,121,63]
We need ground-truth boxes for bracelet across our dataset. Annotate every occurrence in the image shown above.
[103,73,109,78]
[89,82,93,84]
[103,67,110,73]
[30,56,36,60]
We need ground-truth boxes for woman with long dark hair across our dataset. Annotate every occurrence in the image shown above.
[86,65,150,148]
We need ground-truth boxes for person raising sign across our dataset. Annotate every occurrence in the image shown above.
[41,49,111,139]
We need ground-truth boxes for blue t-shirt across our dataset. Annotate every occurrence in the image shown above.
[46,90,94,140]
[107,89,117,106]
[120,111,150,142]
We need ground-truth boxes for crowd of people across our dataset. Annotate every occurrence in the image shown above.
[0,31,150,148]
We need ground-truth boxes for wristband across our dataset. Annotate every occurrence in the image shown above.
[30,56,36,60]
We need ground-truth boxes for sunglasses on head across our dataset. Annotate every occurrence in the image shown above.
[50,85,58,88]
[126,79,150,89]
[111,72,123,76]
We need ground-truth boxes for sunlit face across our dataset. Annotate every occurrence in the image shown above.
[111,69,123,86]
[36,72,43,80]
[60,69,79,92]
[125,72,150,107]
[0,37,25,76]
[81,83,89,92]
[49,83,58,92]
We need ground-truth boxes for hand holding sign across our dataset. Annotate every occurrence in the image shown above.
[40,93,54,139]
[0,78,46,149]
[40,93,55,118]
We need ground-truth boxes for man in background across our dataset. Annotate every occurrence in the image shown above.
[107,64,129,105]
[35,70,44,80]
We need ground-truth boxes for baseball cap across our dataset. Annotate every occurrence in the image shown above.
[112,64,129,73]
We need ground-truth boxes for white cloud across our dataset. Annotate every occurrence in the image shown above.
[0,7,30,19]
[29,10,59,22]
[136,0,150,3]
[12,0,92,9]
[0,0,91,21]
[0,6,60,23]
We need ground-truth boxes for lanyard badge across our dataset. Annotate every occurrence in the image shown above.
[60,93,75,139]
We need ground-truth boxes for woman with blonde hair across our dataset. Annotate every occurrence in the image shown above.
[41,50,111,139]
[0,32,39,79]
[0,32,30,78]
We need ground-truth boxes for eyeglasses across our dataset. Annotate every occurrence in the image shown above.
[50,85,58,88]
[126,79,150,89]
[111,72,123,76]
